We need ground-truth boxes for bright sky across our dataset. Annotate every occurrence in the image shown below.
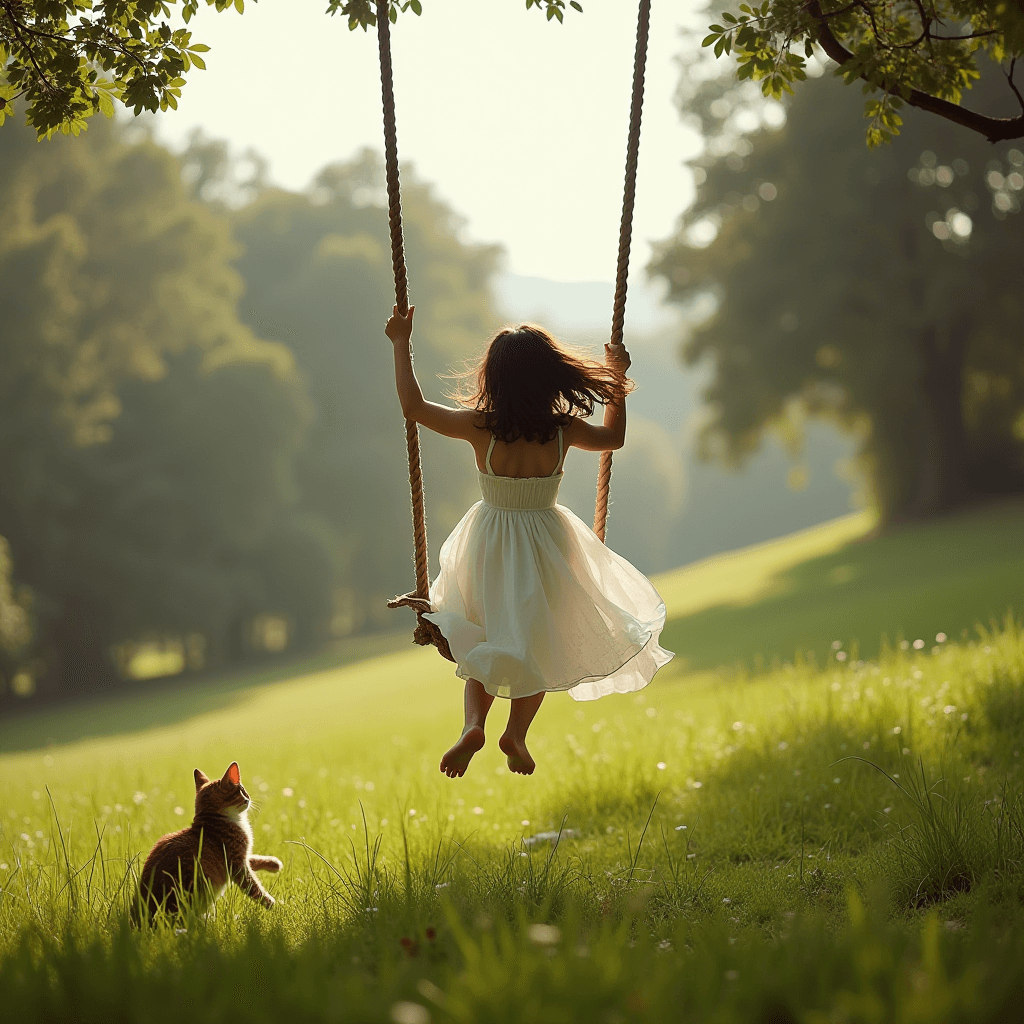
[156,0,704,282]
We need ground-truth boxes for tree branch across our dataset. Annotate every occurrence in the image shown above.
[808,0,1024,142]
[1007,57,1024,113]
[1,2,58,95]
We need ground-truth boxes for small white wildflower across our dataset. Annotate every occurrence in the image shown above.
[936,632,947,643]
[831,640,843,651]
[527,923,561,946]
[732,721,743,731]
[833,778,841,784]
[883,807,892,814]
[725,970,739,981]
[408,808,417,817]
[944,705,956,715]
[472,806,484,815]
[913,639,925,650]
[173,806,184,816]
[282,787,293,797]
[893,726,902,735]
[674,824,687,831]
[391,1001,430,1024]
[656,761,667,770]
[836,651,847,662]
[778,741,789,750]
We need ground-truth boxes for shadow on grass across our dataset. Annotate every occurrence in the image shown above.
[661,499,1024,674]
[0,631,410,755]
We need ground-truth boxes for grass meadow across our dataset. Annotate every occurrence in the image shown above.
[2,502,1024,1022]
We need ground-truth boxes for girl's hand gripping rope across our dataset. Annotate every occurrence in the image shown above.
[385,304,415,345]
[605,341,631,373]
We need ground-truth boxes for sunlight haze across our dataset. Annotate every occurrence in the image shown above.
[156,0,702,282]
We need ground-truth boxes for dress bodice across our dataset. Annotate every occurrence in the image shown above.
[479,472,562,510]
[478,428,565,510]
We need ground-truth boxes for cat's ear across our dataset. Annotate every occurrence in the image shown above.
[223,762,240,786]
[194,768,211,791]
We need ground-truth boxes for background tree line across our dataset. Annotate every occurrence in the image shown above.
[0,118,493,706]
[652,45,1024,524]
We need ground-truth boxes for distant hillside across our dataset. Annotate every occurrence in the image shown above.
[654,498,1024,671]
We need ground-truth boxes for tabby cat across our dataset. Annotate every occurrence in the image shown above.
[134,761,282,922]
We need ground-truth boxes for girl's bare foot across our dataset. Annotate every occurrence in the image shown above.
[440,726,486,778]
[498,732,536,775]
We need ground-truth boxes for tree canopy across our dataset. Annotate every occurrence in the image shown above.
[0,0,581,139]
[651,70,1024,522]
[702,1,1024,145]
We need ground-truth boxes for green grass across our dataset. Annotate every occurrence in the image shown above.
[657,499,1024,672]
[2,504,1024,1022]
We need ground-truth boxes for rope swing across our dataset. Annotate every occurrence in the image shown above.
[595,0,650,543]
[380,0,651,656]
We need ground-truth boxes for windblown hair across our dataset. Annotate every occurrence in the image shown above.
[451,324,634,443]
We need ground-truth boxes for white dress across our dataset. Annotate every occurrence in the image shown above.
[424,429,674,701]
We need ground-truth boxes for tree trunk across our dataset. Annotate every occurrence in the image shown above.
[906,323,970,517]
[45,598,119,700]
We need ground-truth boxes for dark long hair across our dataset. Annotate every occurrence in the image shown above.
[451,324,634,443]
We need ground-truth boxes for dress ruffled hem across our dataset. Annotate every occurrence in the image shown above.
[423,605,673,702]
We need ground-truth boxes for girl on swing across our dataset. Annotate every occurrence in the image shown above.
[386,306,673,778]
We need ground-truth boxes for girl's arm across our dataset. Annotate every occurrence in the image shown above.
[564,342,630,452]
[385,305,480,441]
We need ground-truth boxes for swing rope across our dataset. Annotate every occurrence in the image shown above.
[377,0,454,661]
[378,0,650,656]
[594,0,651,544]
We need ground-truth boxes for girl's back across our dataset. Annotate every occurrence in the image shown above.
[474,433,563,479]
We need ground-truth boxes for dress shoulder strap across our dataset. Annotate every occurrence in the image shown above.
[551,426,565,476]
[484,435,497,475]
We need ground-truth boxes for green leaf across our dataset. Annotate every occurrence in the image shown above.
[570,0,582,10]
